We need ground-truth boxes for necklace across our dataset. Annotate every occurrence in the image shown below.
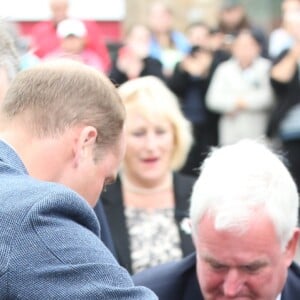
[120,172,173,195]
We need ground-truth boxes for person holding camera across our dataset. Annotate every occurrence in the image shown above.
[167,22,229,176]
[109,24,164,85]
[206,29,274,146]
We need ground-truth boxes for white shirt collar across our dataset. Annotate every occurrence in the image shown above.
[276,293,281,300]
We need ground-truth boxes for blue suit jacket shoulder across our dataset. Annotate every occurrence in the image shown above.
[0,140,157,299]
[282,262,300,299]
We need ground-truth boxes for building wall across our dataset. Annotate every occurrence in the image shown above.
[124,0,220,36]
[123,0,281,39]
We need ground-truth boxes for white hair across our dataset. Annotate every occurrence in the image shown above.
[190,139,299,249]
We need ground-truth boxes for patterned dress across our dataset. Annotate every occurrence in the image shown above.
[125,207,182,274]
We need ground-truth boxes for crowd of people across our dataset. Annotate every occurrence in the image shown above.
[10,0,299,179]
[1,0,300,299]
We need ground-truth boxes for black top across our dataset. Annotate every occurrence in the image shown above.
[94,172,196,274]
[268,49,300,137]
[109,56,164,86]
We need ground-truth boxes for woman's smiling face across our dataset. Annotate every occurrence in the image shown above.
[123,109,175,185]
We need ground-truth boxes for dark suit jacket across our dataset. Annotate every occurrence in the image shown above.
[93,200,116,256]
[268,49,300,138]
[94,172,196,274]
[133,252,300,300]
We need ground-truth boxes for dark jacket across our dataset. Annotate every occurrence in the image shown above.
[133,252,300,300]
[94,173,196,274]
[93,200,116,257]
[268,49,300,137]
[167,50,229,127]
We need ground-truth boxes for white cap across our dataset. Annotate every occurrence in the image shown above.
[57,19,87,38]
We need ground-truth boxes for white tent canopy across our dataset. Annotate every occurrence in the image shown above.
[0,0,125,21]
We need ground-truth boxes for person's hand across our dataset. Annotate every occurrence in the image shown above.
[227,98,247,117]
[236,98,247,110]
[125,59,144,79]
[181,50,213,77]
[117,46,144,79]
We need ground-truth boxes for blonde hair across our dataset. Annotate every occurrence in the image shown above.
[118,76,192,170]
[0,20,19,82]
[1,60,125,155]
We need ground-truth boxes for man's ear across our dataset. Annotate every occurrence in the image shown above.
[189,220,198,248]
[72,126,98,167]
[284,228,300,267]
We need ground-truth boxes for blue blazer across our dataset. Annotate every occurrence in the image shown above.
[133,252,300,300]
[0,140,157,299]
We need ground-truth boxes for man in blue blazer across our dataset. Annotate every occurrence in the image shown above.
[0,22,116,257]
[134,140,300,299]
[0,60,157,299]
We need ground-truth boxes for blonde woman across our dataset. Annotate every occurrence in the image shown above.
[95,76,194,274]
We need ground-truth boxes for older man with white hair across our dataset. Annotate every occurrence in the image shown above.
[134,139,300,300]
